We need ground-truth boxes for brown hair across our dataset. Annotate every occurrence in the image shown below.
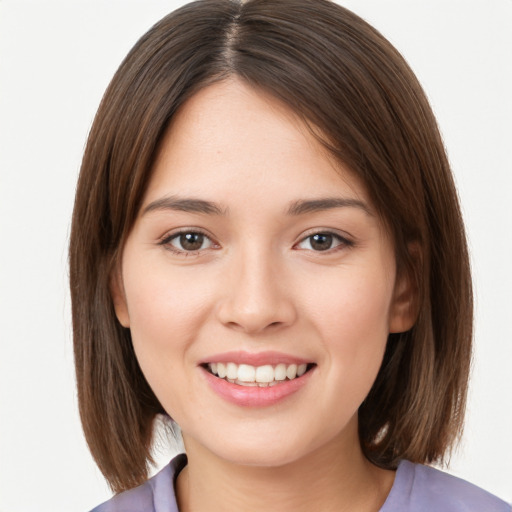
[70,0,472,493]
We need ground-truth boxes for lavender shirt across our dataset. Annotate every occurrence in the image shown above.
[91,454,510,512]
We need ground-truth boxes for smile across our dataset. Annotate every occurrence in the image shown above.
[206,362,310,387]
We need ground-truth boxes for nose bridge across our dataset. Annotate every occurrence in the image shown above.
[217,240,296,333]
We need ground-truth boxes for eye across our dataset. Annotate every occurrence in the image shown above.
[161,230,215,254]
[296,232,351,252]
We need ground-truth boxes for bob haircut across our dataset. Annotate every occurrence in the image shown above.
[70,0,472,494]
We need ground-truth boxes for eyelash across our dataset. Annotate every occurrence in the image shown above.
[159,229,217,256]
[295,231,354,253]
[158,229,354,256]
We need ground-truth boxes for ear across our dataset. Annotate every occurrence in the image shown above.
[389,243,421,334]
[109,266,130,328]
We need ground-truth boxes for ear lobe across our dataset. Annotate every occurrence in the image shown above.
[389,243,421,334]
[110,267,130,328]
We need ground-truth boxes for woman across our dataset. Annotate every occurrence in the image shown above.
[69,1,510,510]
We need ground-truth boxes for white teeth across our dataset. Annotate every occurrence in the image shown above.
[255,365,274,383]
[286,364,297,380]
[238,364,256,382]
[207,361,311,385]
[226,362,238,380]
[217,362,227,378]
[237,380,257,387]
[274,363,287,381]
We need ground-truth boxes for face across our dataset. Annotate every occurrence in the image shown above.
[112,79,415,468]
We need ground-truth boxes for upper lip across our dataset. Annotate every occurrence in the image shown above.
[200,350,312,367]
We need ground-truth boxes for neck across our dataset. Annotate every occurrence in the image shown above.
[176,421,395,512]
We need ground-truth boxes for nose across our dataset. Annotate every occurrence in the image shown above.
[215,247,297,334]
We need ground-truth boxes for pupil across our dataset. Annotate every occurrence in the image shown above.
[311,233,332,251]
[180,233,204,250]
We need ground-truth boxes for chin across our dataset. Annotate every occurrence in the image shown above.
[184,418,348,470]
[216,444,308,468]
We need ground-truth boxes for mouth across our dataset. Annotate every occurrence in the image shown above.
[203,362,315,387]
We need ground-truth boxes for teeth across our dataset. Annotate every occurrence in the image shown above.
[217,362,227,378]
[286,364,297,380]
[238,364,256,382]
[226,362,238,380]
[207,362,310,385]
[274,363,287,381]
[255,365,274,383]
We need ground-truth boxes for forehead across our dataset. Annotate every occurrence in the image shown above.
[144,79,370,211]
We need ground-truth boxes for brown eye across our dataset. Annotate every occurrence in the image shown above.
[180,233,204,250]
[309,233,334,251]
[166,231,213,252]
[296,232,351,252]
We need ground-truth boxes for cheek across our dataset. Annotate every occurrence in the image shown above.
[302,265,394,391]
[304,263,394,338]
[121,263,213,384]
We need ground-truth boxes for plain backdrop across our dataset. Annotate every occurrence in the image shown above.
[0,1,511,510]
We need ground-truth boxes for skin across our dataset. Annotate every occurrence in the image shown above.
[111,79,416,512]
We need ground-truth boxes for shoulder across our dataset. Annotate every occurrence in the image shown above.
[89,454,187,512]
[381,460,510,512]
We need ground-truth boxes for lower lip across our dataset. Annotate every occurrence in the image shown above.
[202,367,313,407]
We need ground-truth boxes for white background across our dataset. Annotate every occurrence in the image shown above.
[0,1,511,510]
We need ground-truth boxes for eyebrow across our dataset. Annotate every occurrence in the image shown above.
[142,196,228,216]
[142,195,372,217]
[286,197,373,216]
